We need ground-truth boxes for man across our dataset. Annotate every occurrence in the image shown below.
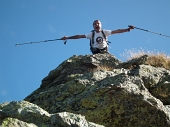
[60,20,134,54]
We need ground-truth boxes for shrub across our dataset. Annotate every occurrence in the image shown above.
[122,48,170,70]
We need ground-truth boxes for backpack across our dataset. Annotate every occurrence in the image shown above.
[90,30,110,53]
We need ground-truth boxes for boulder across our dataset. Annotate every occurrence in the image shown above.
[0,101,103,127]
[23,54,170,127]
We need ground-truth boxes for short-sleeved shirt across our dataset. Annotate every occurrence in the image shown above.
[85,30,112,49]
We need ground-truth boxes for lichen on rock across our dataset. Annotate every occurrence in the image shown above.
[1,53,170,127]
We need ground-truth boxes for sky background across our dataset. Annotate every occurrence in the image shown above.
[1,0,170,103]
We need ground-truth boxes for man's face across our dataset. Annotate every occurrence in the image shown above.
[93,20,102,32]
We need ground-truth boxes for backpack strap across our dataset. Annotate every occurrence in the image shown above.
[90,30,95,53]
[101,30,106,40]
[90,30,95,46]
[101,30,111,44]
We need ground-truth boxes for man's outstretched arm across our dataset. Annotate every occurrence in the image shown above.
[111,25,134,34]
[60,35,86,40]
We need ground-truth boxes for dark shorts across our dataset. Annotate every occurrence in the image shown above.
[91,47,108,54]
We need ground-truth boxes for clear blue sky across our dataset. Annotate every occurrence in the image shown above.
[1,0,170,103]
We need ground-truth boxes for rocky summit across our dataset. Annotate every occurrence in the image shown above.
[1,53,170,127]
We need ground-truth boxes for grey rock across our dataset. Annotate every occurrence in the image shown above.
[0,101,104,127]
[1,53,170,127]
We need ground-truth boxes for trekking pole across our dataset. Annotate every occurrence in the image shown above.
[15,38,67,46]
[128,25,170,38]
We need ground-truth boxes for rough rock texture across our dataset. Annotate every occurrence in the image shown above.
[0,101,103,127]
[1,53,170,127]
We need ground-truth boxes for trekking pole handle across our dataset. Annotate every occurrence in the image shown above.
[128,25,135,29]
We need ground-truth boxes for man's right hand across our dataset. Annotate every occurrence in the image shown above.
[60,36,68,40]
[128,25,134,29]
